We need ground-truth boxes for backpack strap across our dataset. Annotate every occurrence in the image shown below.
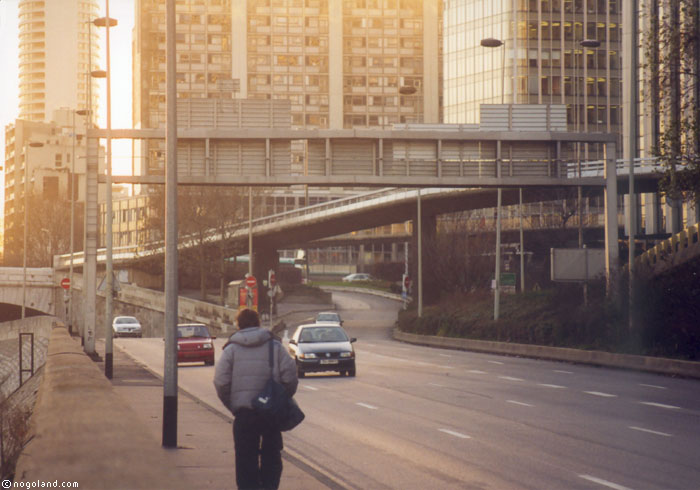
[267,338,275,377]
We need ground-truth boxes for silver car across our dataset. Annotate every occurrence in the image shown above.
[342,273,373,282]
[112,316,142,338]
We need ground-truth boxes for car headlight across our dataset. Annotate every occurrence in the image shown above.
[299,352,317,359]
[202,343,213,349]
[340,352,353,358]
[177,345,180,351]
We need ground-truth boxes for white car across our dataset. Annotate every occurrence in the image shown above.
[315,311,343,325]
[342,273,373,282]
[112,316,142,338]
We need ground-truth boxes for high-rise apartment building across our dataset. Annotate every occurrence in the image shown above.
[18,0,101,124]
[133,0,442,174]
[443,0,622,145]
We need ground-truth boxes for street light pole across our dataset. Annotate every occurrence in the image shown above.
[163,0,179,448]
[22,141,43,319]
[94,1,118,379]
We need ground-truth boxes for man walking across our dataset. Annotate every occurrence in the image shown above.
[214,308,298,489]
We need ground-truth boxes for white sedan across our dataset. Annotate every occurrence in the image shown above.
[112,316,142,338]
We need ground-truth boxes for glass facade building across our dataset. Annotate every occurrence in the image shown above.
[443,0,622,150]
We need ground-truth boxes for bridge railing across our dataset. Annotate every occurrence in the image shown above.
[563,157,664,178]
[637,223,700,270]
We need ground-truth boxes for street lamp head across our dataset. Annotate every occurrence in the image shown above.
[76,109,91,116]
[28,141,44,148]
[399,85,417,95]
[580,39,601,48]
[91,70,107,79]
[481,38,504,48]
[93,17,118,27]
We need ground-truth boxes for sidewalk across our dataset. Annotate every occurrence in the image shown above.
[103,344,332,490]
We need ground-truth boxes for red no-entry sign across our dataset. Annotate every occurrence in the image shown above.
[245,275,257,289]
[61,278,71,290]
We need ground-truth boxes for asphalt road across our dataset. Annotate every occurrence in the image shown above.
[116,291,700,490]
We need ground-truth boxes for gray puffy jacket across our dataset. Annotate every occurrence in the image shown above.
[213,326,298,415]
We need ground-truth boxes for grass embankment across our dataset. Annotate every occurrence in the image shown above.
[398,282,700,361]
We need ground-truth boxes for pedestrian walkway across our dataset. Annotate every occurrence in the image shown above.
[103,343,331,490]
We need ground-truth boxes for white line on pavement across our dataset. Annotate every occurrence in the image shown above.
[303,385,319,391]
[639,383,667,390]
[507,400,535,407]
[629,426,672,437]
[538,383,567,389]
[467,370,487,374]
[428,383,445,387]
[356,402,378,410]
[498,376,524,382]
[438,429,471,439]
[639,401,681,410]
[487,360,504,365]
[438,353,452,358]
[578,474,633,490]
[554,370,573,374]
[584,391,618,398]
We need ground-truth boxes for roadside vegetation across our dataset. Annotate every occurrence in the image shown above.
[398,261,700,361]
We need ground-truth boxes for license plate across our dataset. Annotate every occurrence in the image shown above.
[320,359,338,365]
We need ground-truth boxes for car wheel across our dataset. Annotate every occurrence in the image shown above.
[340,370,347,376]
[205,359,214,366]
[297,366,305,378]
[348,368,356,377]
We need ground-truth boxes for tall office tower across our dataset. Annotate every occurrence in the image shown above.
[18,0,101,124]
[134,0,442,174]
[443,0,622,151]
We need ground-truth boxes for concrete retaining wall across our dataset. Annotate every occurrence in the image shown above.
[393,329,700,379]
[14,322,189,489]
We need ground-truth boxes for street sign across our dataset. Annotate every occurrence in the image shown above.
[245,275,257,289]
[403,275,411,289]
[60,278,71,290]
[268,270,276,287]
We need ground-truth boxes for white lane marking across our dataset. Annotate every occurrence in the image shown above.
[554,370,573,374]
[303,385,319,391]
[639,401,681,410]
[507,400,534,407]
[538,383,567,389]
[584,391,617,398]
[438,428,471,439]
[498,376,524,382]
[578,475,633,490]
[365,352,454,370]
[629,426,672,437]
[438,353,452,358]
[468,370,487,374]
[428,382,445,387]
[487,360,504,365]
[356,402,378,410]
[639,383,667,390]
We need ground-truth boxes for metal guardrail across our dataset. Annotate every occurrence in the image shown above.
[564,157,665,178]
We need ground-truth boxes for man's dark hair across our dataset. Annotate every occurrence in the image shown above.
[237,309,260,329]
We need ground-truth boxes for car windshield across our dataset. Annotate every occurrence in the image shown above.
[116,317,138,324]
[177,325,210,338]
[299,327,348,343]
[317,313,340,322]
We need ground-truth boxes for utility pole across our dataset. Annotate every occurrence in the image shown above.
[162,0,179,448]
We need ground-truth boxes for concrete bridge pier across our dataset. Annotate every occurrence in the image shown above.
[411,207,438,306]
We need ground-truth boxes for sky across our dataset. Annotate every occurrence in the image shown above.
[0,0,136,210]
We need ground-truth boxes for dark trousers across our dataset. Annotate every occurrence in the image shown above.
[233,408,283,490]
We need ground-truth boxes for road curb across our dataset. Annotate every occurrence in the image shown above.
[392,329,700,379]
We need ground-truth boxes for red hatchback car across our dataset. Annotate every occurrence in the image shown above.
[177,323,216,366]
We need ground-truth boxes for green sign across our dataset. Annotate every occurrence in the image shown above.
[500,273,516,286]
